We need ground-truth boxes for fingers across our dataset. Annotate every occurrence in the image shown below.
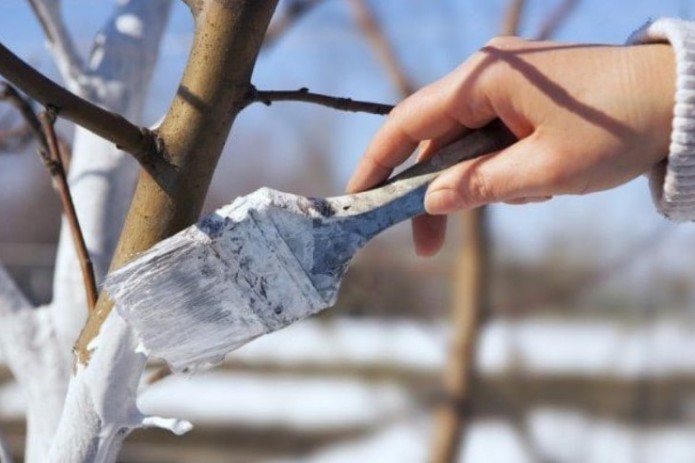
[416,125,470,163]
[412,215,447,257]
[425,135,555,214]
[346,55,499,193]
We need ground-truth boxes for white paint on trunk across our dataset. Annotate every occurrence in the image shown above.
[47,312,191,463]
[0,1,176,462]
[0,266,68,463]
[45,0,173,459]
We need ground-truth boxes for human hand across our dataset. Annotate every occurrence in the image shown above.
[346,38,675,256]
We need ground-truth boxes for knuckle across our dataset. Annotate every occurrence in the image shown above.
[483,35,524,51]
[462,166,496,206]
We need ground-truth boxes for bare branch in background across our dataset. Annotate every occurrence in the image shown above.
[499,0,525,36]
[430,2,526,463]
[246,85,393,114]
[0,82,73,167]
[0,44,168,179]
[0,82,44,142]
[264,0,325,48]
[27,0,84,86]
[534,0,580,40]
[38,111,98,312]
[0,124,33,153]
[1,82,98,312]
[347,0,415,96]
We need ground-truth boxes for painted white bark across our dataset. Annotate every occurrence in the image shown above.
[51,0,171,353]
[0,427,13,463]
[47,314,190,463]
[43,1,176,461]
[0,1,173,462]
[0,266,68,463]
[26,0,84,92]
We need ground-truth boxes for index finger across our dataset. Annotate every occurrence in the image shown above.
[346,58,496,193]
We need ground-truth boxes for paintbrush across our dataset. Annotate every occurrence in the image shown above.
[104,120,515,372]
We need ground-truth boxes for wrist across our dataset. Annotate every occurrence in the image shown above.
[629,18,695,221]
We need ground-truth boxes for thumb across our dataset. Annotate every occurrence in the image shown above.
[424,136,551,214]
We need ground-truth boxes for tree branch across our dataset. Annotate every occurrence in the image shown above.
[534,0,580,40]
[75,0,279,361]
[27,0,84,87]
[0,82,72,158]
[0,82,44,144]
[38,111,98,311]
[0,43,169,178]
[430,3,526,463]
[264,0,324,48]
[0,82,97,312]
[499,0,525,36]
[347,0,415,96]
[246,86,393,114]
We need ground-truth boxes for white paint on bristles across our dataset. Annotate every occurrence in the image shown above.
[108,188,333,372]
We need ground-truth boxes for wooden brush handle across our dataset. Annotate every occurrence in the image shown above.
[326,120,516,239]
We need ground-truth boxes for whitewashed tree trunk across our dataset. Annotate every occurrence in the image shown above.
[1,0,278,460]
[51,0,171,355]
[0,1,174,462]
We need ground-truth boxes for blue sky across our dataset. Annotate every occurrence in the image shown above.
[1,0,694,275]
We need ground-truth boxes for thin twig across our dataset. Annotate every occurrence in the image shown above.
[0,43,168,178]
[499,0,525,36]
[0,125,34,153]
[264,0,324,48]
[0,82,44,143]
[27,0,84,85]
[246,86,394,115]
[0,82,73,162]
[347,0,415,96]
[2,83,97,310]
[534,0,580,41]
[38,111,98,311]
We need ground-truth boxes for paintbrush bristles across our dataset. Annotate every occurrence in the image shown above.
[105,189,331,372]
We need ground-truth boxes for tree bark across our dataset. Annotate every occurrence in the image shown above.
[47,1,279,461]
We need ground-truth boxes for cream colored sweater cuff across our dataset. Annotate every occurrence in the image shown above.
[629,18,695,221]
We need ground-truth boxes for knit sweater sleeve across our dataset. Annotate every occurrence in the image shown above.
[629,18,695,221]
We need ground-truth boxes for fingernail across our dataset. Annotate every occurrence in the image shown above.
[425,189,462,215]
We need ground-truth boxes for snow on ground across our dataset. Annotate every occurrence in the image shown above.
[2,316,695,462]
[0,371,411,429]
[139,372,411,429]
[289,412,695,463]
[228,318,447,371]
[2,316,693,379]
[229,316,695,378]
